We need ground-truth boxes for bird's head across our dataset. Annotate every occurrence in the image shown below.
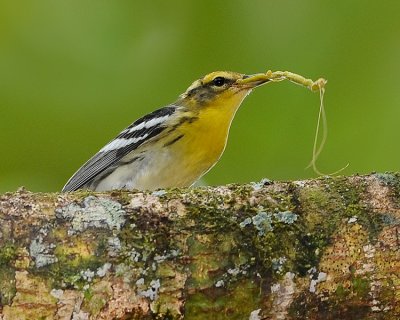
[178,71,271,111]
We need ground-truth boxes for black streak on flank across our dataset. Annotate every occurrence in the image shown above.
[168,116,199,133]
[119,155,145,166]
[163,134,184,147]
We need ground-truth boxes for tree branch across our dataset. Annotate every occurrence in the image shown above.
[0,173,399,319]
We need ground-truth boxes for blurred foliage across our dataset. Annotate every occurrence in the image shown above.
[1,1,399,192]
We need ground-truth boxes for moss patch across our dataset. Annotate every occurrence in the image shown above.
[184,279,260,320]
[0,242,18,305]
[0,242,18,265]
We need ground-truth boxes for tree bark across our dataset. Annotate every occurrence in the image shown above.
[0,173,399,320]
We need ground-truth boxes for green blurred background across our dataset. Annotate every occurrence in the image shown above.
[1,1,399,193]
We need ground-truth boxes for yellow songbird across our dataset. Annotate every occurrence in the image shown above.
[62,71,274,191]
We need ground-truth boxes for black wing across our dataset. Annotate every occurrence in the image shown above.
[62,106,177,191]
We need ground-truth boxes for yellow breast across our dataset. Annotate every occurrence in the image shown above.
[169,89,250,186]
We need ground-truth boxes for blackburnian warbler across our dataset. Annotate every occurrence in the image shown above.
[62,71,272,192]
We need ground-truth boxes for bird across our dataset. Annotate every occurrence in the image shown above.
[62,71,271,192]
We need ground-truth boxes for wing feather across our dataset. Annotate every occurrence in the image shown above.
[62,106,177,191]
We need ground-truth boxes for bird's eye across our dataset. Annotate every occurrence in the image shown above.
[213,77,225,87]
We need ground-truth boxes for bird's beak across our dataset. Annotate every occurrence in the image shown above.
[236,73,271,89]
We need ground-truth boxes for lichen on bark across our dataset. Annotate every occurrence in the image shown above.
[0,173,399,319]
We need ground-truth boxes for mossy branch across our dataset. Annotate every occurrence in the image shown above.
[0,173,399,319]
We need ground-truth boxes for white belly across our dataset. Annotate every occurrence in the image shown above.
[93,146,210,191]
